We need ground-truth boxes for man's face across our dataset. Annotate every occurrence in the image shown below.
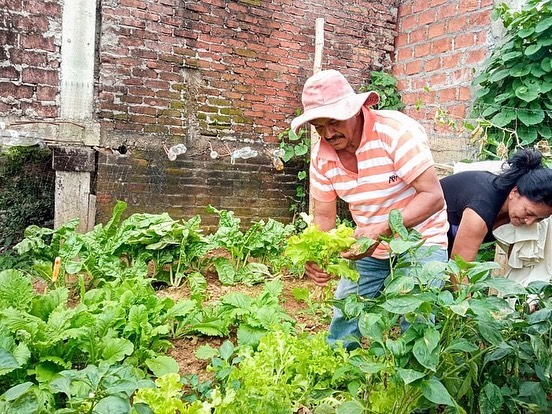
[310,117,357,151]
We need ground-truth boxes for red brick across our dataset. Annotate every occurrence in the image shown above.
[437,3,457,20]
[414,42,431,58]
[466,48,489,64]
[21,68,58,85]
[458,0,478,13]
[431,38,452,54]
[424,56,441,72]
[409,28,428,44]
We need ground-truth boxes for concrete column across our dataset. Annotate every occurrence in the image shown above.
[53,147,96,233]
[56,0,99,231]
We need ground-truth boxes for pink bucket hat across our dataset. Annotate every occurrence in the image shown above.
[291,70,379,133]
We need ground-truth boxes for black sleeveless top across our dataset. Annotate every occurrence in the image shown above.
[440,170,509,255]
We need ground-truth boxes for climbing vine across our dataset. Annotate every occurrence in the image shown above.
[471,0,552,161]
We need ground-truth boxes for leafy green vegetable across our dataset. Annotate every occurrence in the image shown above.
[284,224,362,281]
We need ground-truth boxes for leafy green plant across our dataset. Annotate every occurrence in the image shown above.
[292,286,333,321]
[330,210,552,413]
[202,330,351,413]
[471,0,552,159]
[133,373,212,414]
[284,222,375,282]
[359,71,405,111]
[0,146,54,250]
[174,279,295,348]
[206,205,295,285]
[13,200,211,288]
[277,121,310,227]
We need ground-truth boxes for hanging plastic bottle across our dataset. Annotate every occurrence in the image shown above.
[272,156,284,171]
[166,143,187,160]
[231,146,258,164]
[0,128,43,148]
[273,148,285,158]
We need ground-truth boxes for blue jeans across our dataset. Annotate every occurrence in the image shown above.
[327,247,448,349]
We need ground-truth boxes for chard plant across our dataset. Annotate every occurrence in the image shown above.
[206,205,295,285]
[13,200,211,288]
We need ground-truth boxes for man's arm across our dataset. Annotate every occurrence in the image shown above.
[346,166,445,260]
[313,199,337,231]
[400,166,445,228]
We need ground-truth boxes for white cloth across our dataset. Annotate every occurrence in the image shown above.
[493,217,552,286]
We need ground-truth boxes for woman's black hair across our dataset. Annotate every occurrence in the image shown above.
[493,148,552,206]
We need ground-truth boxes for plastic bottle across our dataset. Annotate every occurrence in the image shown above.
[0,129,43,147]
[166,143,187,160]
[231,146,258,164]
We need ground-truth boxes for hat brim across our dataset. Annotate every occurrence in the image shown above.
[290,91,379,134]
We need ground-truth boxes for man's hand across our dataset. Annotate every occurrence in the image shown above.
[305,261,335,287]
[341,222,387,260]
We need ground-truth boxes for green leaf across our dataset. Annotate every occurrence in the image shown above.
[212,257,235,285]
[535,16,552,33]
[218,340,235,361]
[358,313,384,345]
[195,345,218,360]
[145,356,179,377]
[397,368,426,385]
[2,382,33,402]
[94,395,132,414]
[413,329,440,370]
[384,276,415,296]
[421,378,455,406]
[381,296,424,314]
[389,209,408,239]
[489,69,510,82]
[490,109,517,127]
[483,344,512,364]
[102,338,134,364]
[445,339,479,353]
[510,64,531,77]
[0,348,20,374]
[517,107,545,126]
[479,382,503,414]
[336,400,365,414]
[481,277,526,296]
[477,321,504,346]
[516,28,534,38]
[524,44,541,56]
[515,85,539,102]
[542,57,552,72]
[518,127,538,145]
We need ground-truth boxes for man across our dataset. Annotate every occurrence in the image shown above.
[291,69,449,349]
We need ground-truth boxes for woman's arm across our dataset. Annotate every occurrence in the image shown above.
[450,208,488,262]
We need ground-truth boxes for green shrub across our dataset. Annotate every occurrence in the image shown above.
[0,146,54,250]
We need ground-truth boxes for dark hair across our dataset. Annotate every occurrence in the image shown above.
[493,148,552,206]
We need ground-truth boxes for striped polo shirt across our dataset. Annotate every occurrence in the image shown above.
[309,106,449,259]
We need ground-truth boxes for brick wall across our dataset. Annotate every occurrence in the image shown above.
[392,0,497,164]
[2,0,498,228]
[0,0,61,118]
[94,0,399,226]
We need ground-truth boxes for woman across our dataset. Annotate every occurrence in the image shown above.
[440,148,552,262]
